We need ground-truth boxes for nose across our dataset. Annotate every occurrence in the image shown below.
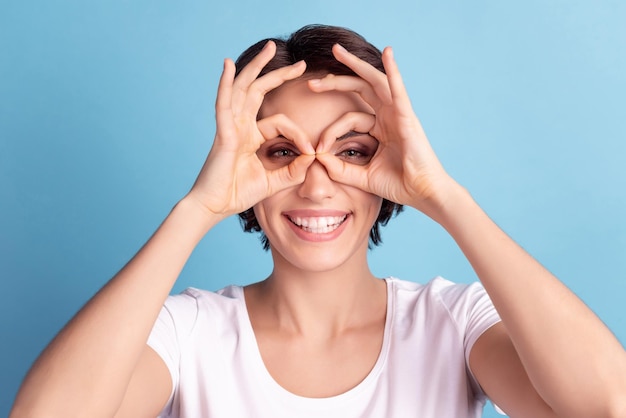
[297,159,337,202]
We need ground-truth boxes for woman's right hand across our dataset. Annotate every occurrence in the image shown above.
[187,41,315,219]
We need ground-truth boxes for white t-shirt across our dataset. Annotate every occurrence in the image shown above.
[148,277,502,418]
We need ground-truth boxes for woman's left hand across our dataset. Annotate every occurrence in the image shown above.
[311,45,459,218]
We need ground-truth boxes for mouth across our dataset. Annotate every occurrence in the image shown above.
[286,214,348,234]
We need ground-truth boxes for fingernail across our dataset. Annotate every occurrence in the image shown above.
[334,43,347,52]
[308,79,321,85]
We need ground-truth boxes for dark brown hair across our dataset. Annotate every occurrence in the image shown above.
[235,24,403,250]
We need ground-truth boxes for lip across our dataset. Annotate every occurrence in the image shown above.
[282,209,350,218]
[282,209,351,242]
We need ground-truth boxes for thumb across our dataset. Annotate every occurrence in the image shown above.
[267,154,315,194]
[315,153,370,192]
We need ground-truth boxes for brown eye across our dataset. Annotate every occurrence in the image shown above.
[332,130,379,165]
[335,140,377,165]
[269,148,298,159]
[336,147,372,164]
[340,149,364,158]
[257,140,301,169]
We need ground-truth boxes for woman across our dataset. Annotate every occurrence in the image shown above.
[10,24,626,418]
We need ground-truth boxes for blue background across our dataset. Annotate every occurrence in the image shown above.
[1,1,625,416]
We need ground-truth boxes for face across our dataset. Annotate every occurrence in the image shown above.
[253,79,383,273]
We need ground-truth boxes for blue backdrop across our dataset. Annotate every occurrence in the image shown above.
[1,1,625,416]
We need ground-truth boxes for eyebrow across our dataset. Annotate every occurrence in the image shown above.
[336,131,370,141]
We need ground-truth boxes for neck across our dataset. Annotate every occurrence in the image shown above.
[247,247,386,339]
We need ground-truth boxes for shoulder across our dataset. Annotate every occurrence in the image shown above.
[165,285,244,310]
[388,276,489,309]
[157,285,246,336]
[388,277,500,342]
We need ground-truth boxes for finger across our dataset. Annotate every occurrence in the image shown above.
[381,47,413,110]
[257,114,315,154]
[267,154,315,194]
[316,111,376,154]
[240,60,306,115]
[315,152,371,192]
[308,75,379,109]
[234,40,277,88]
[216,59,236,111]
[214,59,236,144]
[331,44,392,104]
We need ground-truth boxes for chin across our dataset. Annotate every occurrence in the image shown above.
[269,243,358,273]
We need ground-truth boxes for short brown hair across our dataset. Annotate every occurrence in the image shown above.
[235,24,403,250]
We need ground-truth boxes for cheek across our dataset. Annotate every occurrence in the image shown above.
[357,193,384,226]
[252,204,267,231]
[365,191,384,210]
[252,198,282,238]
[370,197,384,221]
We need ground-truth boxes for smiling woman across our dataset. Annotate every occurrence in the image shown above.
[9,24,626,418]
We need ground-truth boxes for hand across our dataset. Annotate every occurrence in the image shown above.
[311,45,458,217]
[187,41,315,218]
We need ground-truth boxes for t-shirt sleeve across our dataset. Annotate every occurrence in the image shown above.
[437,280,502,397]
[147,291,200,416]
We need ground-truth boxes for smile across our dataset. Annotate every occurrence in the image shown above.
[287,215,347,234]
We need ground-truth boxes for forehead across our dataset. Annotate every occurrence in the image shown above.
[259,79,372,133]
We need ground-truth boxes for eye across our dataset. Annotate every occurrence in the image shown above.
[269,148,298,159]
[335,145,374,165]
[256,139,301,169]
[339,149,365,158]
[334,137,378,165]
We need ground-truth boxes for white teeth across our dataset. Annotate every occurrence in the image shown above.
[289,215,347,234]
